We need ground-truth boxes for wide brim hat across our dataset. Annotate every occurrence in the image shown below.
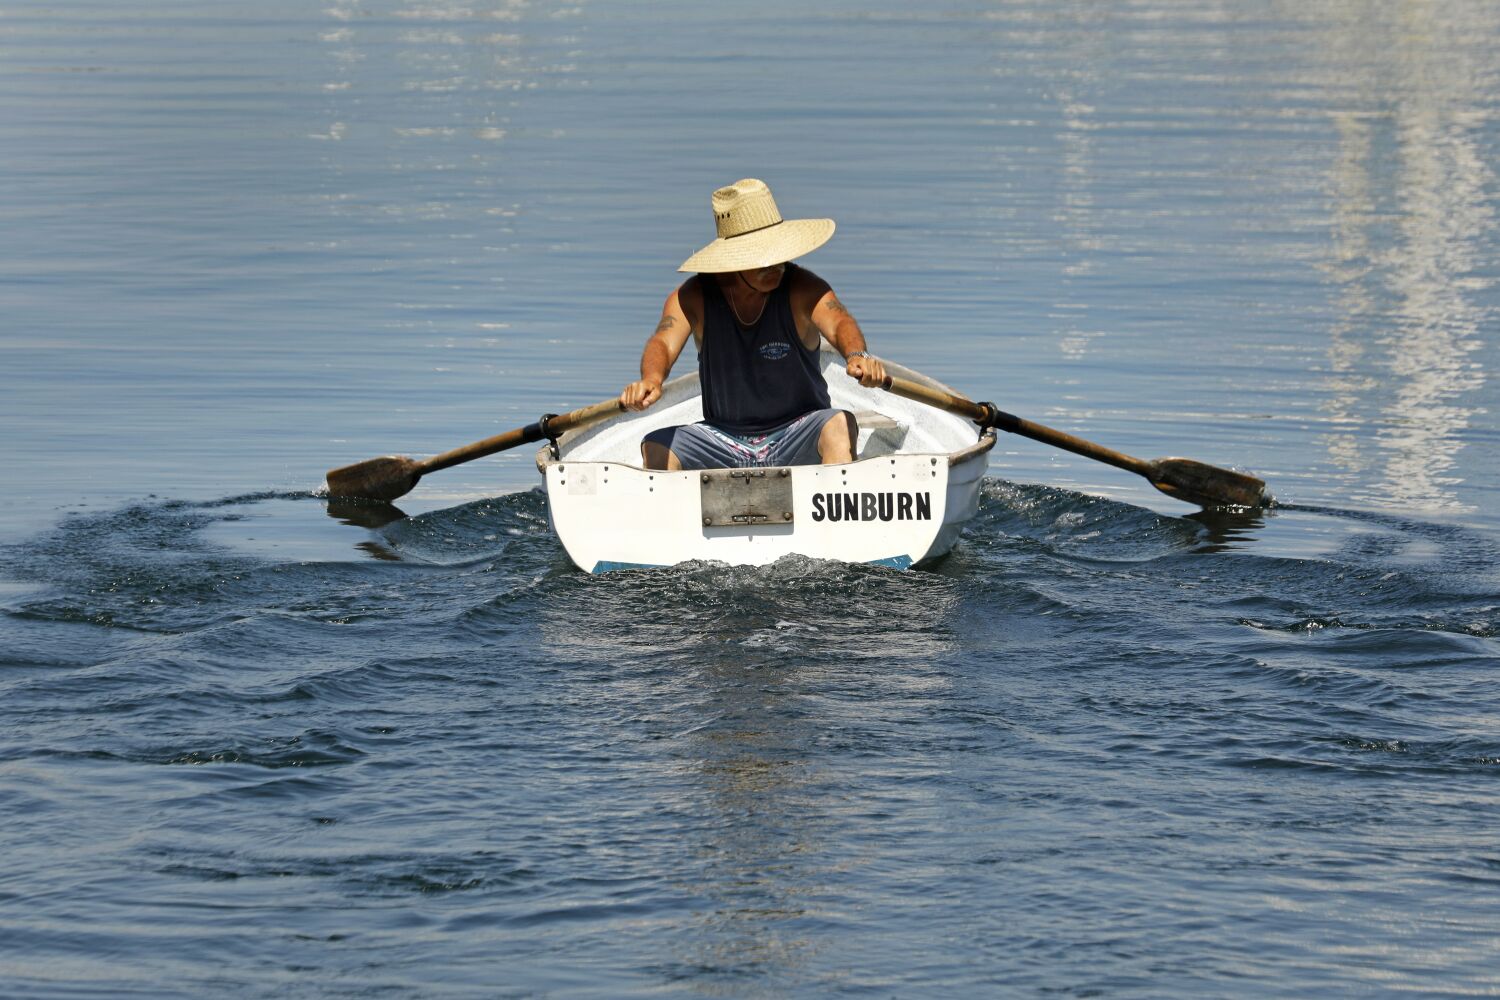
[679,178,835,273]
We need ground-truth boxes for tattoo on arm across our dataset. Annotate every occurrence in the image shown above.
[655,316,678,335]
[823,295,849,316]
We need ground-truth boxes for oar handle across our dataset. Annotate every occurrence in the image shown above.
[880,375,1155,478]
[418,397,624,475]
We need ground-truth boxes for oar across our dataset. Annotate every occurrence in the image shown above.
[325,397,624,502]
[880,375,1270,508]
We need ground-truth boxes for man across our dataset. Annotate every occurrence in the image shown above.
[619,178,887,471]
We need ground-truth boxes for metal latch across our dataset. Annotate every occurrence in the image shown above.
[699,467,795,527]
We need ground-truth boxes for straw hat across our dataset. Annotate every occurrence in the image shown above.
[678,178,835,273]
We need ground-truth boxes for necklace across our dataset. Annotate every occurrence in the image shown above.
[726,274,768,327]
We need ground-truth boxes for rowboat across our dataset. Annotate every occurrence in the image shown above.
[534,347,996,573]
[328,352,1266,553]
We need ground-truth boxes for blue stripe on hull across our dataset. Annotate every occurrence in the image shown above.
[590,560,666,574]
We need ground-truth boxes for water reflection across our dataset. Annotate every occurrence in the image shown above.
[667,646,952,982]
[673,677,825,983]
[1049,27,1107,362]
[531,570,963,981]
[317,0,532,157]
[1307,2,1494,511]
[1186,505,1270,554]
[313,0,540,294]
[325,497,409,530]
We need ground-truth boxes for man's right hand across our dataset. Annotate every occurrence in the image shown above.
[621,379,663,411]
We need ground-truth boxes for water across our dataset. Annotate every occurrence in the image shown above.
[2,1,1498,996]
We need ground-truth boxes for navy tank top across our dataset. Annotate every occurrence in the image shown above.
[697,264,831,436]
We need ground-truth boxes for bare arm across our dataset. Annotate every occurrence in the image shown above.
[621,284,696,410]
[810,285,887,388]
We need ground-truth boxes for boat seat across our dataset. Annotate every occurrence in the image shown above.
[851,409,908,458]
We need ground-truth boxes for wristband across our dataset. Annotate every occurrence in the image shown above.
[846,351,870,361]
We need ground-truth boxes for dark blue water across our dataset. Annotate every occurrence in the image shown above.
[3,1,1499,996]
[5,487,1498,995]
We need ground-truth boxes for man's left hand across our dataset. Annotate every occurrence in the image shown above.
[846,354,886,387]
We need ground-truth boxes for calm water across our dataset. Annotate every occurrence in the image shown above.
[3,1,1499,996]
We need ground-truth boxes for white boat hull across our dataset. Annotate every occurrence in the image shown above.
[537,350,994,573]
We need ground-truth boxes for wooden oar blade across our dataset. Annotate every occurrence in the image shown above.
[1148,457,1269,509]
[325,455,424,502]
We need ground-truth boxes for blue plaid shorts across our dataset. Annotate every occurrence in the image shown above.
[642,408,849,470]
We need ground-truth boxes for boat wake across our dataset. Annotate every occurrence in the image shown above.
[4,481,1495,627]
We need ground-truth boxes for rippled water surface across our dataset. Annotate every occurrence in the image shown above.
[3,1,1499,997]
